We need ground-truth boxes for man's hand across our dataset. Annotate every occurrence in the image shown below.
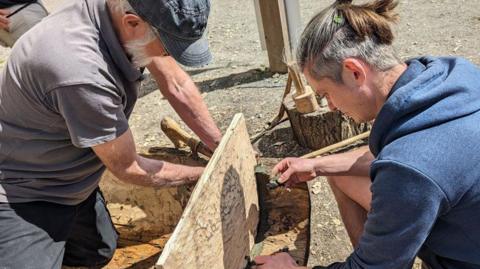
[272,158,318,187]
[0,9,10,31]
[93,128,205,188]
[254,253,307,269]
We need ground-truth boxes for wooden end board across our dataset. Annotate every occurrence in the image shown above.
[156,114,259,269]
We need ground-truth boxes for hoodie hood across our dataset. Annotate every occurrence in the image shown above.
[369,57,480,156]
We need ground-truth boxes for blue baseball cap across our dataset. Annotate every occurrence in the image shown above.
[127,0,212,67]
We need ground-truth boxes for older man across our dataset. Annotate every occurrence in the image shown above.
[0,0,221,267]
[255,0,480,268]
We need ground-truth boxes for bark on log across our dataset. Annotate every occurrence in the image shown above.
[283,92,371,150]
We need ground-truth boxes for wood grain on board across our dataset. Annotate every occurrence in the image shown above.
[156,113,259,269]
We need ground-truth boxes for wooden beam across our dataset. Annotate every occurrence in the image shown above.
[301,131,371,158]
[156,114,259,269]
[258,0,292,73]
[253,0,267,50]
[283,0,302,51]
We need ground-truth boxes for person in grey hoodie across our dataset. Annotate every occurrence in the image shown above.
[254,0,480,269]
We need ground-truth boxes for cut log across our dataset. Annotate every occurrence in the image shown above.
[283,92,371,150]
[156,114,259,269]
[100,148,207,239]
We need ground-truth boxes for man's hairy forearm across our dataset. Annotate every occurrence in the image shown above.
[314,146,373,177]
[118,155,204,188]
[147,57,222,150]
[167,78,222,150]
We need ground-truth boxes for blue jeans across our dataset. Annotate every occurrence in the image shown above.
[0,188,118,268]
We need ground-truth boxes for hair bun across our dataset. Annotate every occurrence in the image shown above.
[370,0,399,20]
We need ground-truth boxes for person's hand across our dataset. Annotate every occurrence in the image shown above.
[254,253,307,269]
[272,157,318,187]
[177,165,204,185]
[0,9,10,31]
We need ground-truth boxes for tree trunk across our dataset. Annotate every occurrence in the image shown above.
[283,92,371,150]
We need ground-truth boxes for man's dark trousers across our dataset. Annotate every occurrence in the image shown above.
[0,188,118,268]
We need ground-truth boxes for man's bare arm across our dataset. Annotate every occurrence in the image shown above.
[273,146,373,185]
[92,129,204,187]
[0,9,10,30]
[314,145,373,177]
[146,56,222,151]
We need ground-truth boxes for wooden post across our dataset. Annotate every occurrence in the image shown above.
[258,0,292,73]
[283,0,302,52]
[253,0,267,50]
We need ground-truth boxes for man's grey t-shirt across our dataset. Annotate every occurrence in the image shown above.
[0,0,142,205]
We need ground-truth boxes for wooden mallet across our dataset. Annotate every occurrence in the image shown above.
[160,116,213,158]
[287,63,319,114]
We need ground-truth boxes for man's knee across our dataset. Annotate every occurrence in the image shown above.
[89,239,117,267]
[63,189,118,267]
[325,175,372,211]
[2,2,48,46]
[63,237,117,267]
[326,175,342,191]
[20,3,48,27]
[96,233,118,266]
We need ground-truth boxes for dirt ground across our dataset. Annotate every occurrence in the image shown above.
[1,0,479,268]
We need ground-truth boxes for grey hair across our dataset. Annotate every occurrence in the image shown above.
[107,0,157,40]
[297,0,402,82]
[106,0,159,67]
[106,0,157,43]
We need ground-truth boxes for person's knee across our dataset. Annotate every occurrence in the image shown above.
[94,240,117,267]
[101,234,118,260]
[63,189,119,267]
[6,3,48,45]
[63,238,117,267]
[23,7,47,27]
[326,175,372,211]
[326,175,342,191]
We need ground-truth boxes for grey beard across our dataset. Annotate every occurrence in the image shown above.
[124,40,154,68]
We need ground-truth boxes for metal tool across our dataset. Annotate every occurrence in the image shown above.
[266,175,283,190]
[288,63,319,114]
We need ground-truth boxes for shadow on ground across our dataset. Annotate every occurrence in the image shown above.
[255,126,310,158]
[123,253,160,269]
[196,68,274,93]
[138,68,275,98]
